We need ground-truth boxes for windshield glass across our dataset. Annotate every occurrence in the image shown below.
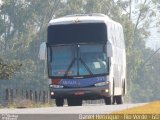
[79,44,108,75]
[48,45,77,76]
[48,44,108,77]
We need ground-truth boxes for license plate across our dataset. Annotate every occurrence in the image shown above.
[74,91,84,95]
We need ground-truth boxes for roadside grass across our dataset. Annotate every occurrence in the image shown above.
[6,98,54,108]
[113,101,160,114]
[7,102,53,108]
[7,101,54,108]
[88,101,160,120]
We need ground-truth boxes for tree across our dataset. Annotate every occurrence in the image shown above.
[0,0,159,103]
[0,58,21,80]
[119,0,160,102]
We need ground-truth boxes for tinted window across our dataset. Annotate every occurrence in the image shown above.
[47,23,107,45]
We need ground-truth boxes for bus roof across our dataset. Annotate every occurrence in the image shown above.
[48,14,121,27]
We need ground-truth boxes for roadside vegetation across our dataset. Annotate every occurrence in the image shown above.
[113,101,160,114]
[88,101,160,120]
[6,98,54,108]
[0,0,160,105]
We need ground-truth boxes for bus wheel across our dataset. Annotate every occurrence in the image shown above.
[76,99,82,106]
[55,98,64,107]
[104,96,113,105]
[112,79,116,104]
[115,95,124,104]
[67,98,82,106]
[113,96,116,104]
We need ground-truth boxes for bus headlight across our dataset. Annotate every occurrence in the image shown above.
[50,92,54,95]
[50,84,64,88]
[95,82,109,87]
[105,89,109,93]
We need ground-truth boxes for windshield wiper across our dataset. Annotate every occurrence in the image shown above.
[79,58,93,75]
[64,58,76,76]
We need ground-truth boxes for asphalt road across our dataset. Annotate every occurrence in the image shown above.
[0,103,146,120]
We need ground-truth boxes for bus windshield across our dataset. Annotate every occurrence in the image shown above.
[48,44,108,77]
[79,44,108,75]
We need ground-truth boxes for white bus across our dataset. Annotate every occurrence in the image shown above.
[40,14,127,106]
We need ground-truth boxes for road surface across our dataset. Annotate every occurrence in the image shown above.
[0,103,146,120]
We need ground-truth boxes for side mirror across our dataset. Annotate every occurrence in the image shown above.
[39,42,46,60]
[107,41,113,57]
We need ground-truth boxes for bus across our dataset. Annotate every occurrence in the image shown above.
[40,14,126,106]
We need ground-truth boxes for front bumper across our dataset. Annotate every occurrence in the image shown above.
[50,85,110,100]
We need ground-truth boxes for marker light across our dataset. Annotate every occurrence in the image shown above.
[51,79,61,85]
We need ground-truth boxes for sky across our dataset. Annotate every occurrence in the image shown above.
[146,28,160,50]
[0,0,2,5]
[130,0,160,50]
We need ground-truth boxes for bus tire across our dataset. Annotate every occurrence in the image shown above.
[115,80,125,104]
[104,96,113,105]
[115,95,123,104]
[123,81,126,95]
[55,98,64,107]
[113,96,116,104]
[112,79,116,104]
